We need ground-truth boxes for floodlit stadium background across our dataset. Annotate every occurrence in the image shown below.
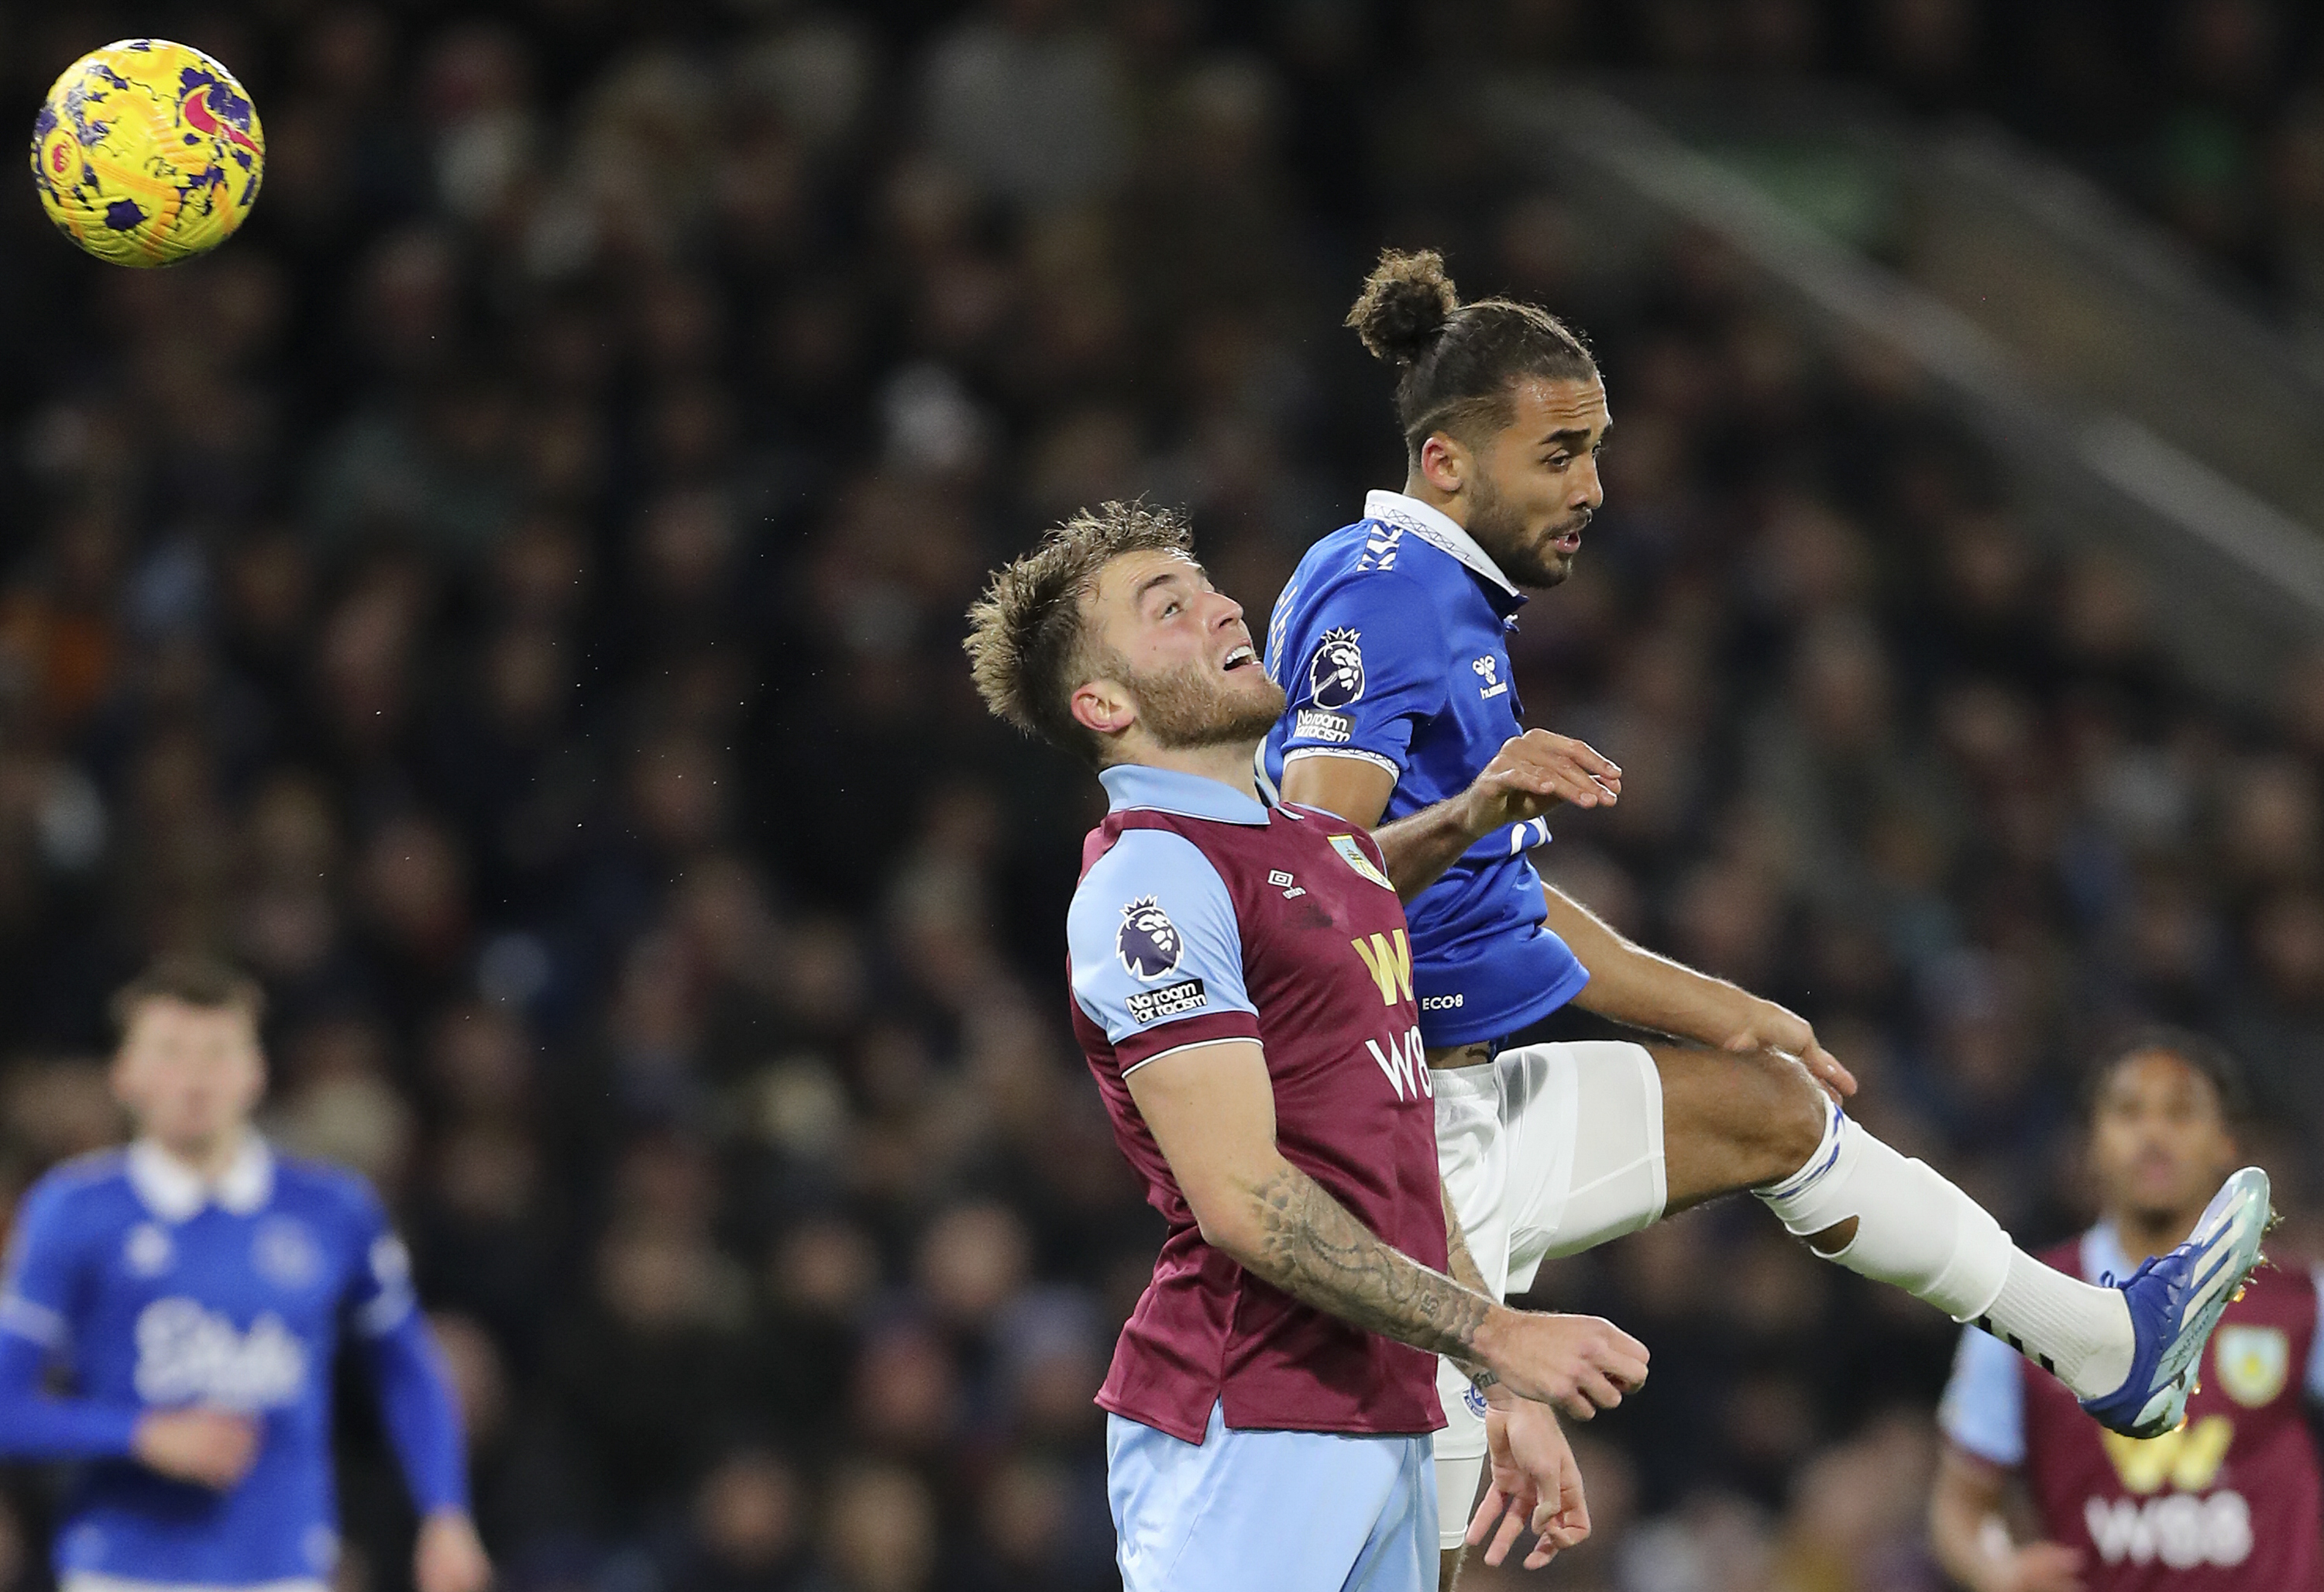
[5,2,2324,1589]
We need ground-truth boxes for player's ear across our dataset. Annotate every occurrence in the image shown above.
[1416,431,1469,497]
[1071,676,1136,741]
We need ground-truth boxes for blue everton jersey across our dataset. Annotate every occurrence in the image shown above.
[0,1138,425,1586]
[1260,490,1589,1047]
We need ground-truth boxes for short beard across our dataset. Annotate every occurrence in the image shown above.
[1468,468,1585,590]
[1129,658,1287,751]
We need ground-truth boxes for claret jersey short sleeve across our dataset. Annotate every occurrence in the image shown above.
[1069,827,1260,1072]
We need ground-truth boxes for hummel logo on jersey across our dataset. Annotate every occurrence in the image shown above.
[1116,896,1183,981]
[123,1222,174,1277]
[1473,655,1508,698]
[134,1297,308,1411]
[1307,628,1366,710]
[1356,524,1404,573]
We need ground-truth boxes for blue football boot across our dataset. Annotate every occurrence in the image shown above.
[2077,1165,2273,1439]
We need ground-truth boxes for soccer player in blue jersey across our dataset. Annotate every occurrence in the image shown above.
[0,958,491,1592]
[1261,249,2271,1587]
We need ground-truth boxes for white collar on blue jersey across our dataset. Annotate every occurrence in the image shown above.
[1098,762,1270,826]
[128,1134,274,1222]
[1364,489,1519,597]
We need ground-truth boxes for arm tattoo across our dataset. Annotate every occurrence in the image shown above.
[1439,1191,1496,1378]
[1241,1163,1492,1360]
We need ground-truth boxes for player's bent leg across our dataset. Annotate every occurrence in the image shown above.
[1648,1043,1830,1212]
[1109,1401,1434,1592]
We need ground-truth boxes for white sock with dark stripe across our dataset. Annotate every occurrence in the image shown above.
[1755,1107,2133,1399]
[1982,1251,2135,1398]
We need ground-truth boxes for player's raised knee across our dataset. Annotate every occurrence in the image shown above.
[1733,1047,1831,1182]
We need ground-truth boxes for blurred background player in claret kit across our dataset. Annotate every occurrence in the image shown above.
[1931,1032,2324,1592]
[0,958,490,1592]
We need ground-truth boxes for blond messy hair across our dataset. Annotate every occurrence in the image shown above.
[964,500,1196,767]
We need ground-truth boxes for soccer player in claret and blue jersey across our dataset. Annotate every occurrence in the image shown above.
[0,958,490,1592]
[1260,247,2274,1587]
[964,501,1658,1592]
[1932,1032,2324,1592]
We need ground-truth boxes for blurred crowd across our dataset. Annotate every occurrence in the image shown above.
[0,4,2321,1592]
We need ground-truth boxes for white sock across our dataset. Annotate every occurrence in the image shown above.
[1755,1107,2133,1399]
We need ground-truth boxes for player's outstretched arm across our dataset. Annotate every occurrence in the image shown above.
[1540,887,1857,1101]
[1126,1038,1648,1421]
[1928,1442,2084,1592]
[1280,734,1621,903]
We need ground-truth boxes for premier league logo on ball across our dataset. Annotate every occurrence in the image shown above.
[1116,896,1183,981]
[1307,628,1366,709]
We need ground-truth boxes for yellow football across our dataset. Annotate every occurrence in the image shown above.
[31,39,265,268]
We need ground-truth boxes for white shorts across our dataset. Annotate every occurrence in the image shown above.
[1430,1040,1667,1549]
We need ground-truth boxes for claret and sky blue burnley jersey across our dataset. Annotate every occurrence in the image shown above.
[1066,762,1447,1442]
[1941,1225,2324,1591]
[1260,489,1590,1048]
[0,1136,468,1589]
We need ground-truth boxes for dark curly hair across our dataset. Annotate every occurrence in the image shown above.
[1347,247,1598,460]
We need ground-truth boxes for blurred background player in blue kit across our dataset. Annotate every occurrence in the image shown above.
[0,958,490,1592]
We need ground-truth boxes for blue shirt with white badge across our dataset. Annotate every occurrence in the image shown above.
[0,1136,468,1587]
[1260,490,1590,1048]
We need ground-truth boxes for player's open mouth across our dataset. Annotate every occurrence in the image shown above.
[1222,645,1257,672]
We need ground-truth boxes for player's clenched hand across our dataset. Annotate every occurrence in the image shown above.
[1982,1541,2084,1592]
[1459,731,1621,835]
[1724,999,1857,1102]
[132,1407,260,1489]
[1476,1308,1648,1422]
[415,1509,493,1592]
[1467,1398,1589,1570]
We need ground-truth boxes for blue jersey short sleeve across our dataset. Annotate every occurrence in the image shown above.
[1938,1325,2026,1466]
[1070,830,1256,1064]
[1271,570,1449,779]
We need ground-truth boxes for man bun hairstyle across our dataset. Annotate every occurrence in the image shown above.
[2082,1025,2251,1125]
[964,500,1197,768]
[110,954,266,1039]
[1347,246,1598,460]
